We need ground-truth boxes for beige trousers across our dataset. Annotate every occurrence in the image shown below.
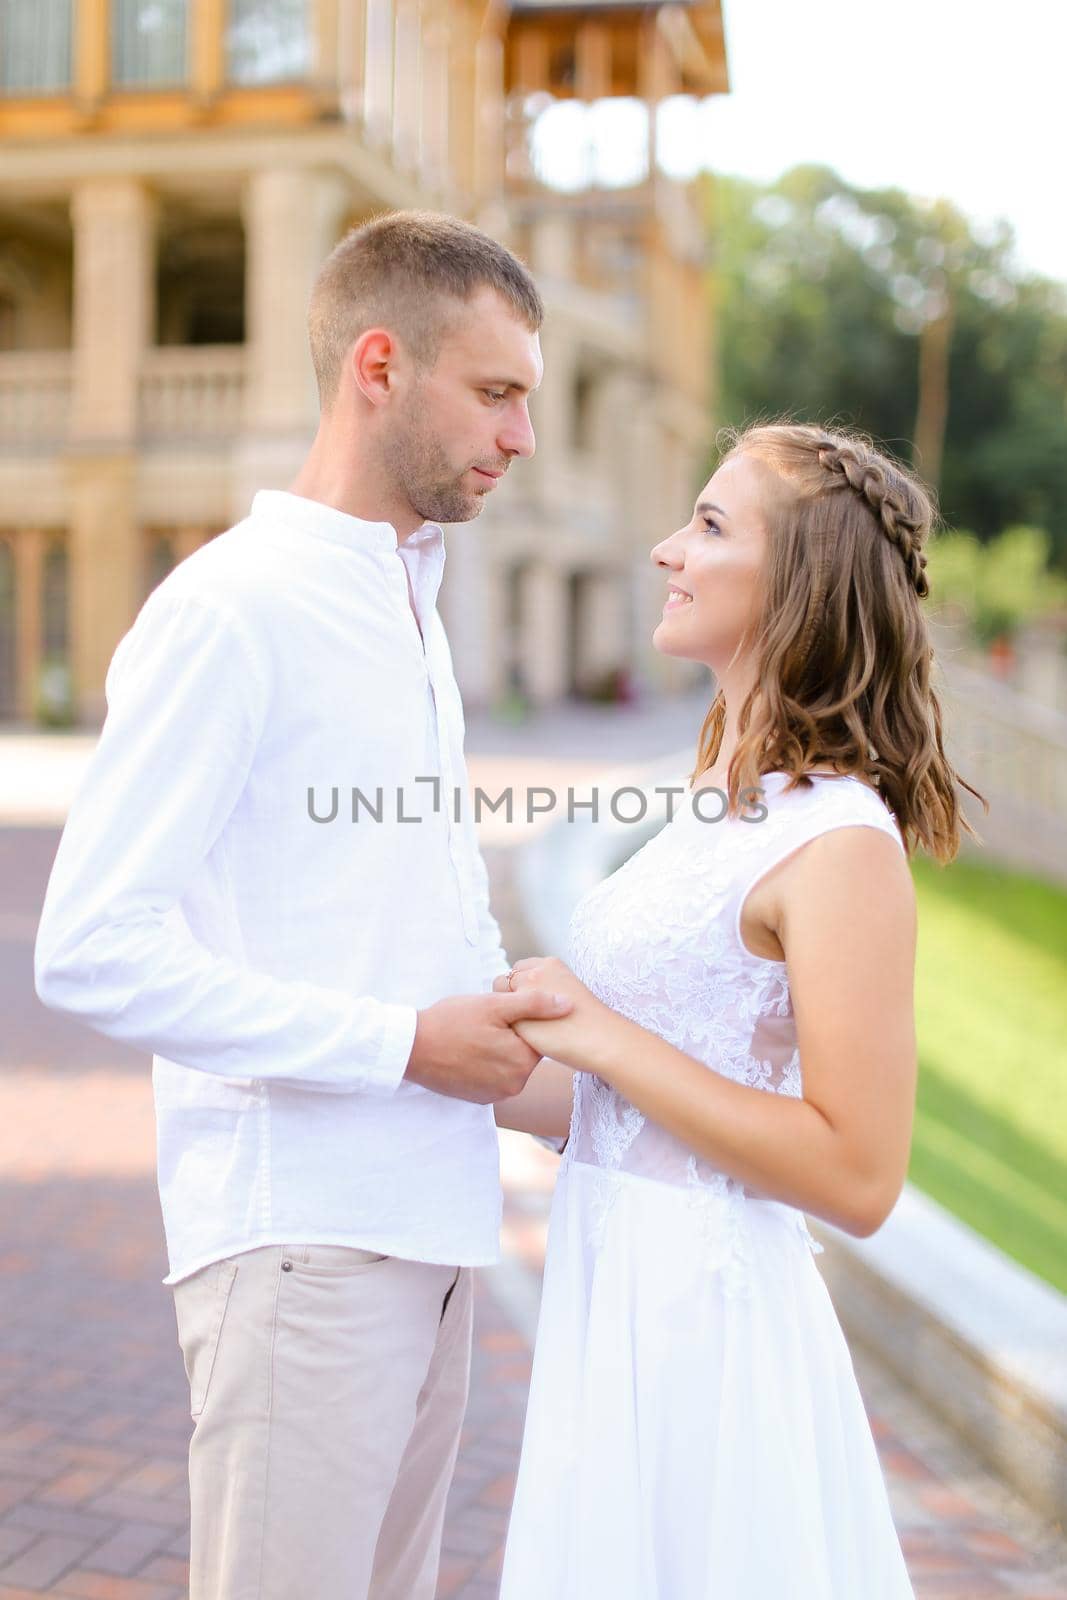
[171,1242,473,1600]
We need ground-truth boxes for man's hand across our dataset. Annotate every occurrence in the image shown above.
[491,956,621,1075]
[404,990,574,1103]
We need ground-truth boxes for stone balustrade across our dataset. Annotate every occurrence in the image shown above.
[0,352,73,451]
[0,346,249,450]
[138,345,247,442]
[940,656,1067,884]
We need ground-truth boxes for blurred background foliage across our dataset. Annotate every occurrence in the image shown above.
[926,526,1067,646]
[707,164,1067,584]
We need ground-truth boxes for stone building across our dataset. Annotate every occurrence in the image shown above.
[0,0,726,724]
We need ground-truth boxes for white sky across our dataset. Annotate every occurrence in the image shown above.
[532,0,1067,285]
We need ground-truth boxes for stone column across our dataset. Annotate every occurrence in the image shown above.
[528,218,578,506]
[445,4,476,200]
[617,376,679,695]
[472,27,504,202]
[593,366,635,529]
[312,0,342,92]
[70,179,156,444]
[235,166,351,510]
[419,1,450,191]
[528,324,574,509]
[363,0,395,148]
[67,178,157,723]
[519,561,570,704]
[337,0,368,116]
[392,0,422,172]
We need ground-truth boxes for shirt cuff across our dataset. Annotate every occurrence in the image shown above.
[361,1003,419,1095]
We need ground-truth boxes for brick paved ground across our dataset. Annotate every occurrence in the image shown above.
[3,712,1067,1597]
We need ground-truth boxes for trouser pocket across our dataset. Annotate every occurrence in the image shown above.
[172,1258,240,1419]
[283,1242,391,1276]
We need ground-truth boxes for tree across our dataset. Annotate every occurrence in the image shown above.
[707,165,1067,571]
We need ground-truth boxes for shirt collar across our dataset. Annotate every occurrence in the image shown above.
[250,490,444,557]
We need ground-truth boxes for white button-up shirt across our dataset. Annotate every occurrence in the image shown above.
[34,490,513,1284]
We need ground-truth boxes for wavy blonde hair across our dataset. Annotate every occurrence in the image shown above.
[692,420,987,862]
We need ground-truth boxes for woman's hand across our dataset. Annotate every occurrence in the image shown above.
[493,957,623,1074]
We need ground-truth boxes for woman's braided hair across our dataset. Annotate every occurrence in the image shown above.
[690,419,987,862]
[814,439,930,598]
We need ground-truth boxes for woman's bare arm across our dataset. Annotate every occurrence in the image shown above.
[511,827,917,1238]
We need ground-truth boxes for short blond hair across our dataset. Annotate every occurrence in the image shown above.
[308,209,544,406]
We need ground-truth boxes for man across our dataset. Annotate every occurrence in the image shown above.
[34,210,572,1600]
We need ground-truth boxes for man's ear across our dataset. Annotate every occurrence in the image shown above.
[350,327,397,408]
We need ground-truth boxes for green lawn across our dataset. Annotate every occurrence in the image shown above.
[909,853,1067,1294]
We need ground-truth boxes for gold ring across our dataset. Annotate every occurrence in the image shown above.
[506,967,518,991]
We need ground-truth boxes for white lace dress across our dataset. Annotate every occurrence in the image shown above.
[499,771,916,1599]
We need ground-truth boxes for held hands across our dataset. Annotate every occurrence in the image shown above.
[404,957,618,1108]
[404,987,575,1105]
[492,957,618,1075]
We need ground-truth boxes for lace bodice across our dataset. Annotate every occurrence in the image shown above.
[563,771,906,1243]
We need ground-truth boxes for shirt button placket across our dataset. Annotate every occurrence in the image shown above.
[428,665,479,944]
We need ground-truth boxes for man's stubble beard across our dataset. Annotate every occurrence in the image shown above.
[381,393,485,527]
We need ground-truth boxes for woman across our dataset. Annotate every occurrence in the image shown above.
[492,422,986,1598]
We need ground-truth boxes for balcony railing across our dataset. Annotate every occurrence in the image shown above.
[139,346,247,441]
[0,347,247,449]
[939,655,1067,885]
[0,351,72,449]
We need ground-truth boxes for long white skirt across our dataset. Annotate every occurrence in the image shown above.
[499,1157,916,1599]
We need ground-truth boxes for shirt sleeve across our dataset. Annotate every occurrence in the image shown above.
[34,591,417,1095]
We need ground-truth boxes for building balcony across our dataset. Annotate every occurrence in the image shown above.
[0,345,247,451]
[0,0,477,208]
[139,345,246,442]
[0,351,72,451]
[0,0,330,132]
